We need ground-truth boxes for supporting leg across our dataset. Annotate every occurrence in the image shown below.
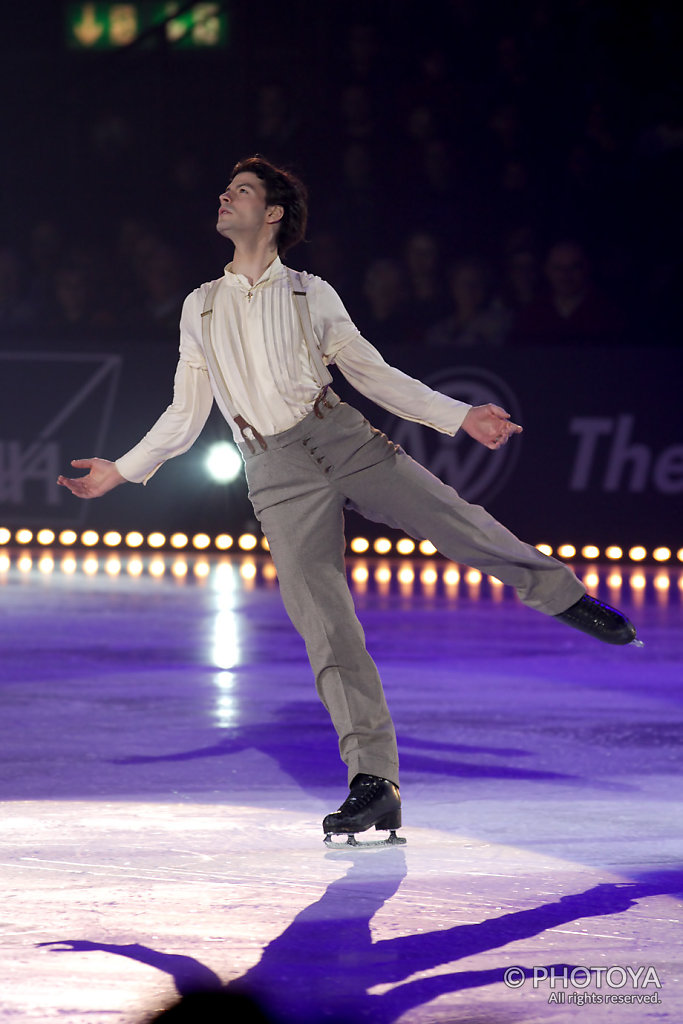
[257,487,400,787]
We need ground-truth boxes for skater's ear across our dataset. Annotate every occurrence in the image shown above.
[266,204,284,226]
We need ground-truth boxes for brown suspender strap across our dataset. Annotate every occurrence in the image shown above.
[201,272,333,449]
[289,269,333,388]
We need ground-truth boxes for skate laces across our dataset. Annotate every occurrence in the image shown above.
[341,778,382,812]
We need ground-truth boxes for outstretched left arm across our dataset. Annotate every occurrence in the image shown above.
[308,276,522,446]
[461,404,522,449]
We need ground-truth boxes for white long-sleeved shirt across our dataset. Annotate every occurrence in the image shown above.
[115,257,471,484]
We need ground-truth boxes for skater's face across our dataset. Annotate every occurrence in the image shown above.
[216,172,283,243]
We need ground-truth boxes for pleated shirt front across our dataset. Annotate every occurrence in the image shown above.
[115,256,471,484]
[211,258,322,436]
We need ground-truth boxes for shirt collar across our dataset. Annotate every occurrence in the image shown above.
[223,255,284,289]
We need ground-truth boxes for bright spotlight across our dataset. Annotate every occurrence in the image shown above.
[206,442,242,483]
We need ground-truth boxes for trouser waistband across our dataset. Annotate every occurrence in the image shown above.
[237,388,341,458]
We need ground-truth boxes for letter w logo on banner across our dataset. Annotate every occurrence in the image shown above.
[383,366,523,505]
[0,353,121,524]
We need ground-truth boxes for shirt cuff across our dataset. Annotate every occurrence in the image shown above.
[115,453,162,486]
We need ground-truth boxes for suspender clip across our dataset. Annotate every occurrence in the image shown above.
[313,385,333,419]
[235,414,267,453]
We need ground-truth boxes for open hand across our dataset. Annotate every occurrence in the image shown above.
[57,458,126,499]
[461,404,522,450]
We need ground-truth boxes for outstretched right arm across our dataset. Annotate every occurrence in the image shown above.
[57,286,215,499]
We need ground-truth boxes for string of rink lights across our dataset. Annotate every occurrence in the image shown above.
[0,526,681,563]
[0,527,681,602]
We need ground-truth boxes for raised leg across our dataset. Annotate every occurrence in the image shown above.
[343,448,585,615]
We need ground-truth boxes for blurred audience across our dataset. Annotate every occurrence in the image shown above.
[356,257,407,348]
[426,257,511,349]
[0,247,36,336]
[134,244,188,340]
[509,240,626,347]
[499,239,541,315]
[2,1,680,351]
[46,264,110,341]
[401,231,450,339]
[253,83,303,166]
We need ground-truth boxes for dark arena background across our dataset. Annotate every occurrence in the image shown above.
[2,4,682,1024]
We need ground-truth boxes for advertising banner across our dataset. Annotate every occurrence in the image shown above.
[0,352,121,527]
[2,343,681,553]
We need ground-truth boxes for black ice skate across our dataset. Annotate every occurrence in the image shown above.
[554,594,642,646]
[323,773,406,849]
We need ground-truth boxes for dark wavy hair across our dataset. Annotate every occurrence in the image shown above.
[230,155,308,255]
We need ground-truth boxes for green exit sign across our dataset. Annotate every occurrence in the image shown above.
[66,3,228,50]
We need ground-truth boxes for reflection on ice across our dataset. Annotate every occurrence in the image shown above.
[212,610,240,672]
[212,563,242,727]
[213,671,240,729]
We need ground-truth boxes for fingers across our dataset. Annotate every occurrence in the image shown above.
[57,458,95,496]
[488,416,521,447]
[57,462,91,485]
[57,477,90,497]
[57,466,97,497]
[490,421,522,448]
[485,405,522,448]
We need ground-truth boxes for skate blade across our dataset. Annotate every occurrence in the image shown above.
[630,638,644,648]
[324,829,406,850]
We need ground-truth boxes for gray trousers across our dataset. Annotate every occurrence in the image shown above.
[240,392,585,787]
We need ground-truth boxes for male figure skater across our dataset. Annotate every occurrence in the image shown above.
[58,157,638,847]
